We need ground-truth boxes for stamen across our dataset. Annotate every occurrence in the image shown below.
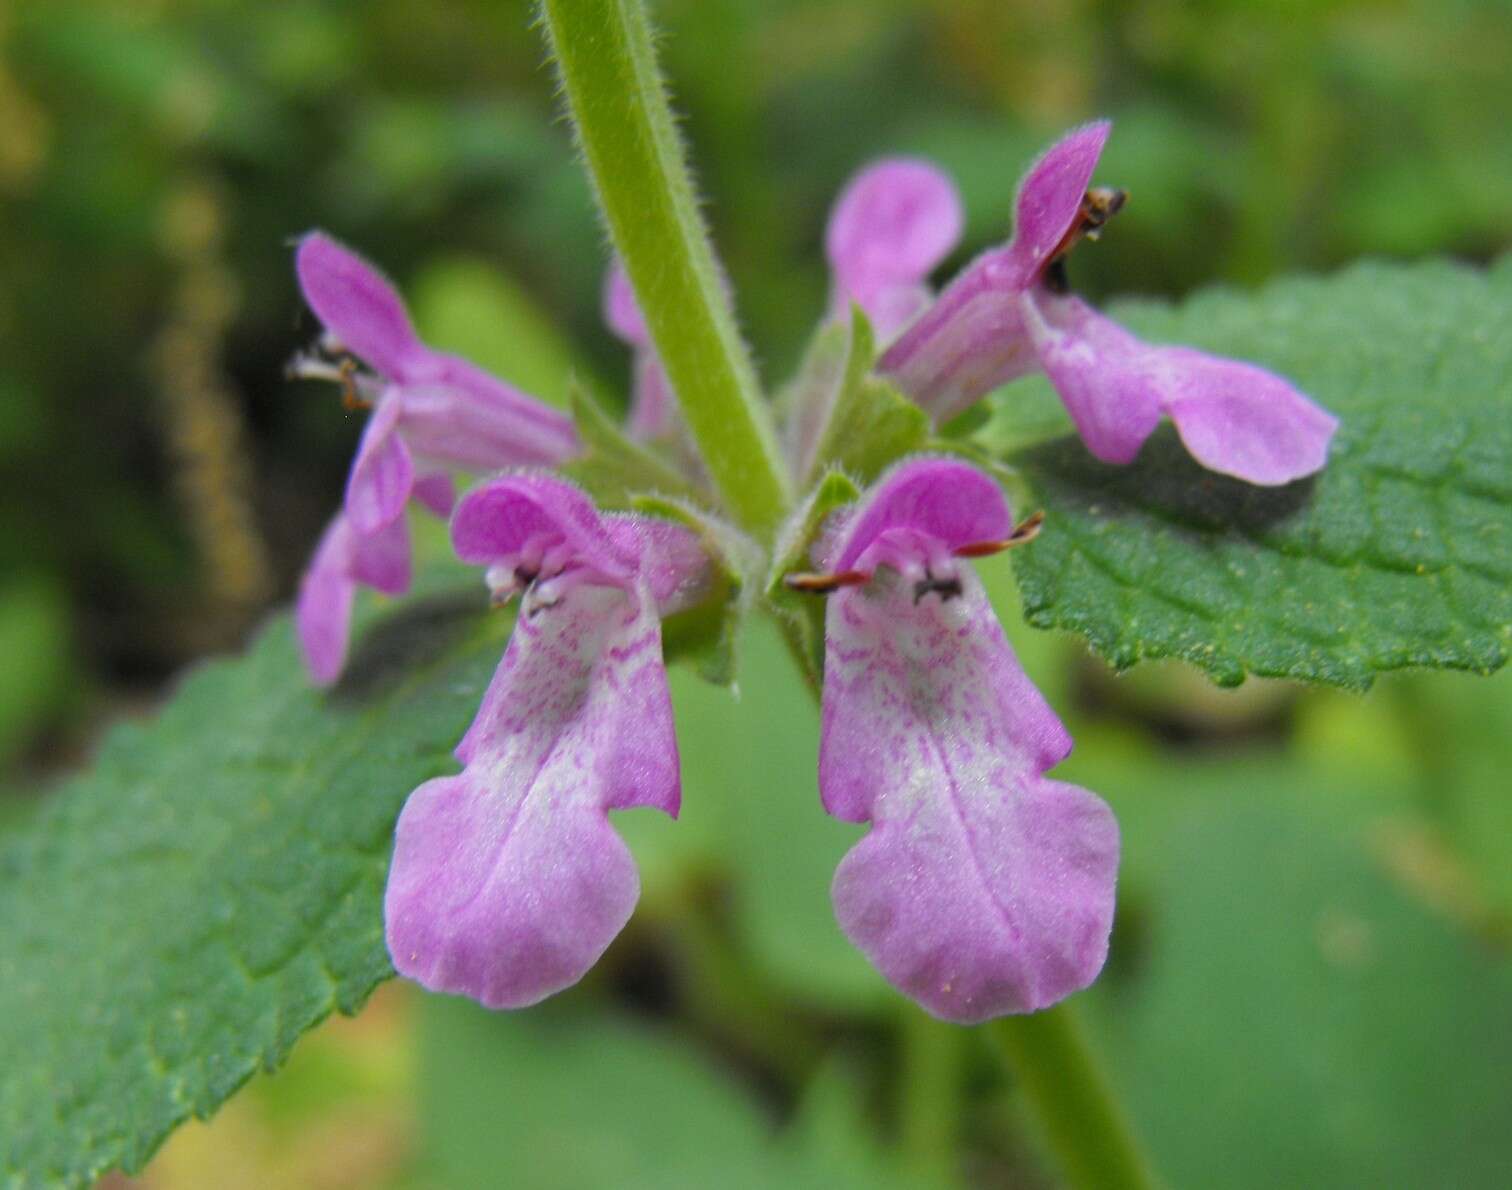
[1046,187,1128,270]
[784,569,869,595]
[951,510,1046,558]
[338,358,371,410]
[485,563,522,607]
[286,350,375,409]
[913,570,963,604]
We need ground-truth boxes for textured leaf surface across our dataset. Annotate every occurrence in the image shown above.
[1008,257,1512,688]
[0,589,503,1187]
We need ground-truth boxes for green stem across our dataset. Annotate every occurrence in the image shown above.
[989,1003,1159,1190]
[540,0,792,539]
[898,1007,961,1178]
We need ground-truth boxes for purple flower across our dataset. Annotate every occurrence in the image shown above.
[801,457,1118,1023]
[292,232,580,684]
[824,158,964,341]
[603,261,675,441]
[384,473,709,1008]
[296,476,452,685]
[864,123,1337,486]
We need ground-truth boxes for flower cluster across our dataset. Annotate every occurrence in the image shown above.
[290,123,1336,1023]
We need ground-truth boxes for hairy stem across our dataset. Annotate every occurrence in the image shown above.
[989,1003,1159,1190]
[540,0,791,539]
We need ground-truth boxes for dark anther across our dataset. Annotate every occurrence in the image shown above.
[514,565,539,587]
[1080,186,1127,236]
[913,571,963,604]
[1045,186,1129,283]
[1043,256,1070,295]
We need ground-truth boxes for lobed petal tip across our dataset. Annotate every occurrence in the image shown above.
[294,230,422,380]
[450,470,624,572]
[818,554,1118,1022]
[1011,120,1115,278]
[384,778,643,1010]
[827,454,1013,573]
[826,157,964,280]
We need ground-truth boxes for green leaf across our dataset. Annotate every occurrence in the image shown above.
[559,381,706,510]
[0,575,72,765]
[802,307,930,486]
[0,584,503,1186]
[409,255,594,408]
[1008,257,1512,689]
[1087,761,1512,1188]
[413,995,920,1190]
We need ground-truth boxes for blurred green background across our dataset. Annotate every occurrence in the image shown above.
[3,0,1511,1186]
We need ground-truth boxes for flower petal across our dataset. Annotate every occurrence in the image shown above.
[296,516,358,687]
[602,260,649,347]
[877,122,1110,421]
[604,262,677,440]
[825,456,1013,573]
[627,353,675,441]
[603,514,710,611]
[1021,292,1163,464]
[1007,120,1111,279]
[347,510,412,595]
[344,393,415,534]
[450,473,634,580]
[410,471,456,519]
[296,232,425,379]
[385,581,679,1009]
[1158,349,1339,485]
[876,245,1037,423]
[826,158,963,339]
[296,512,412,686]
[820,566,1118,1022]
[397,353,580,470]
[1026,292,1338,482]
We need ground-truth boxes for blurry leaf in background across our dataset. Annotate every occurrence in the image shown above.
[1086,761,1512,1189]
[668,614,880,1010]
[0,575,71,768]
[1301,665,1512,923]
[409,255,596,408]
[141,984,415,1190]
[414,993,924,1190]
[1008,257,1512,690]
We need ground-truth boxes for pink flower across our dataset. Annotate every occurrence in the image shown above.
[824,158,964,341]
[295,479,450,685]
[384,473,708,1008]
[602,261,675,441]
[832,125,1338,486]
[802,457,1119,1022]
[292,233,580,684]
